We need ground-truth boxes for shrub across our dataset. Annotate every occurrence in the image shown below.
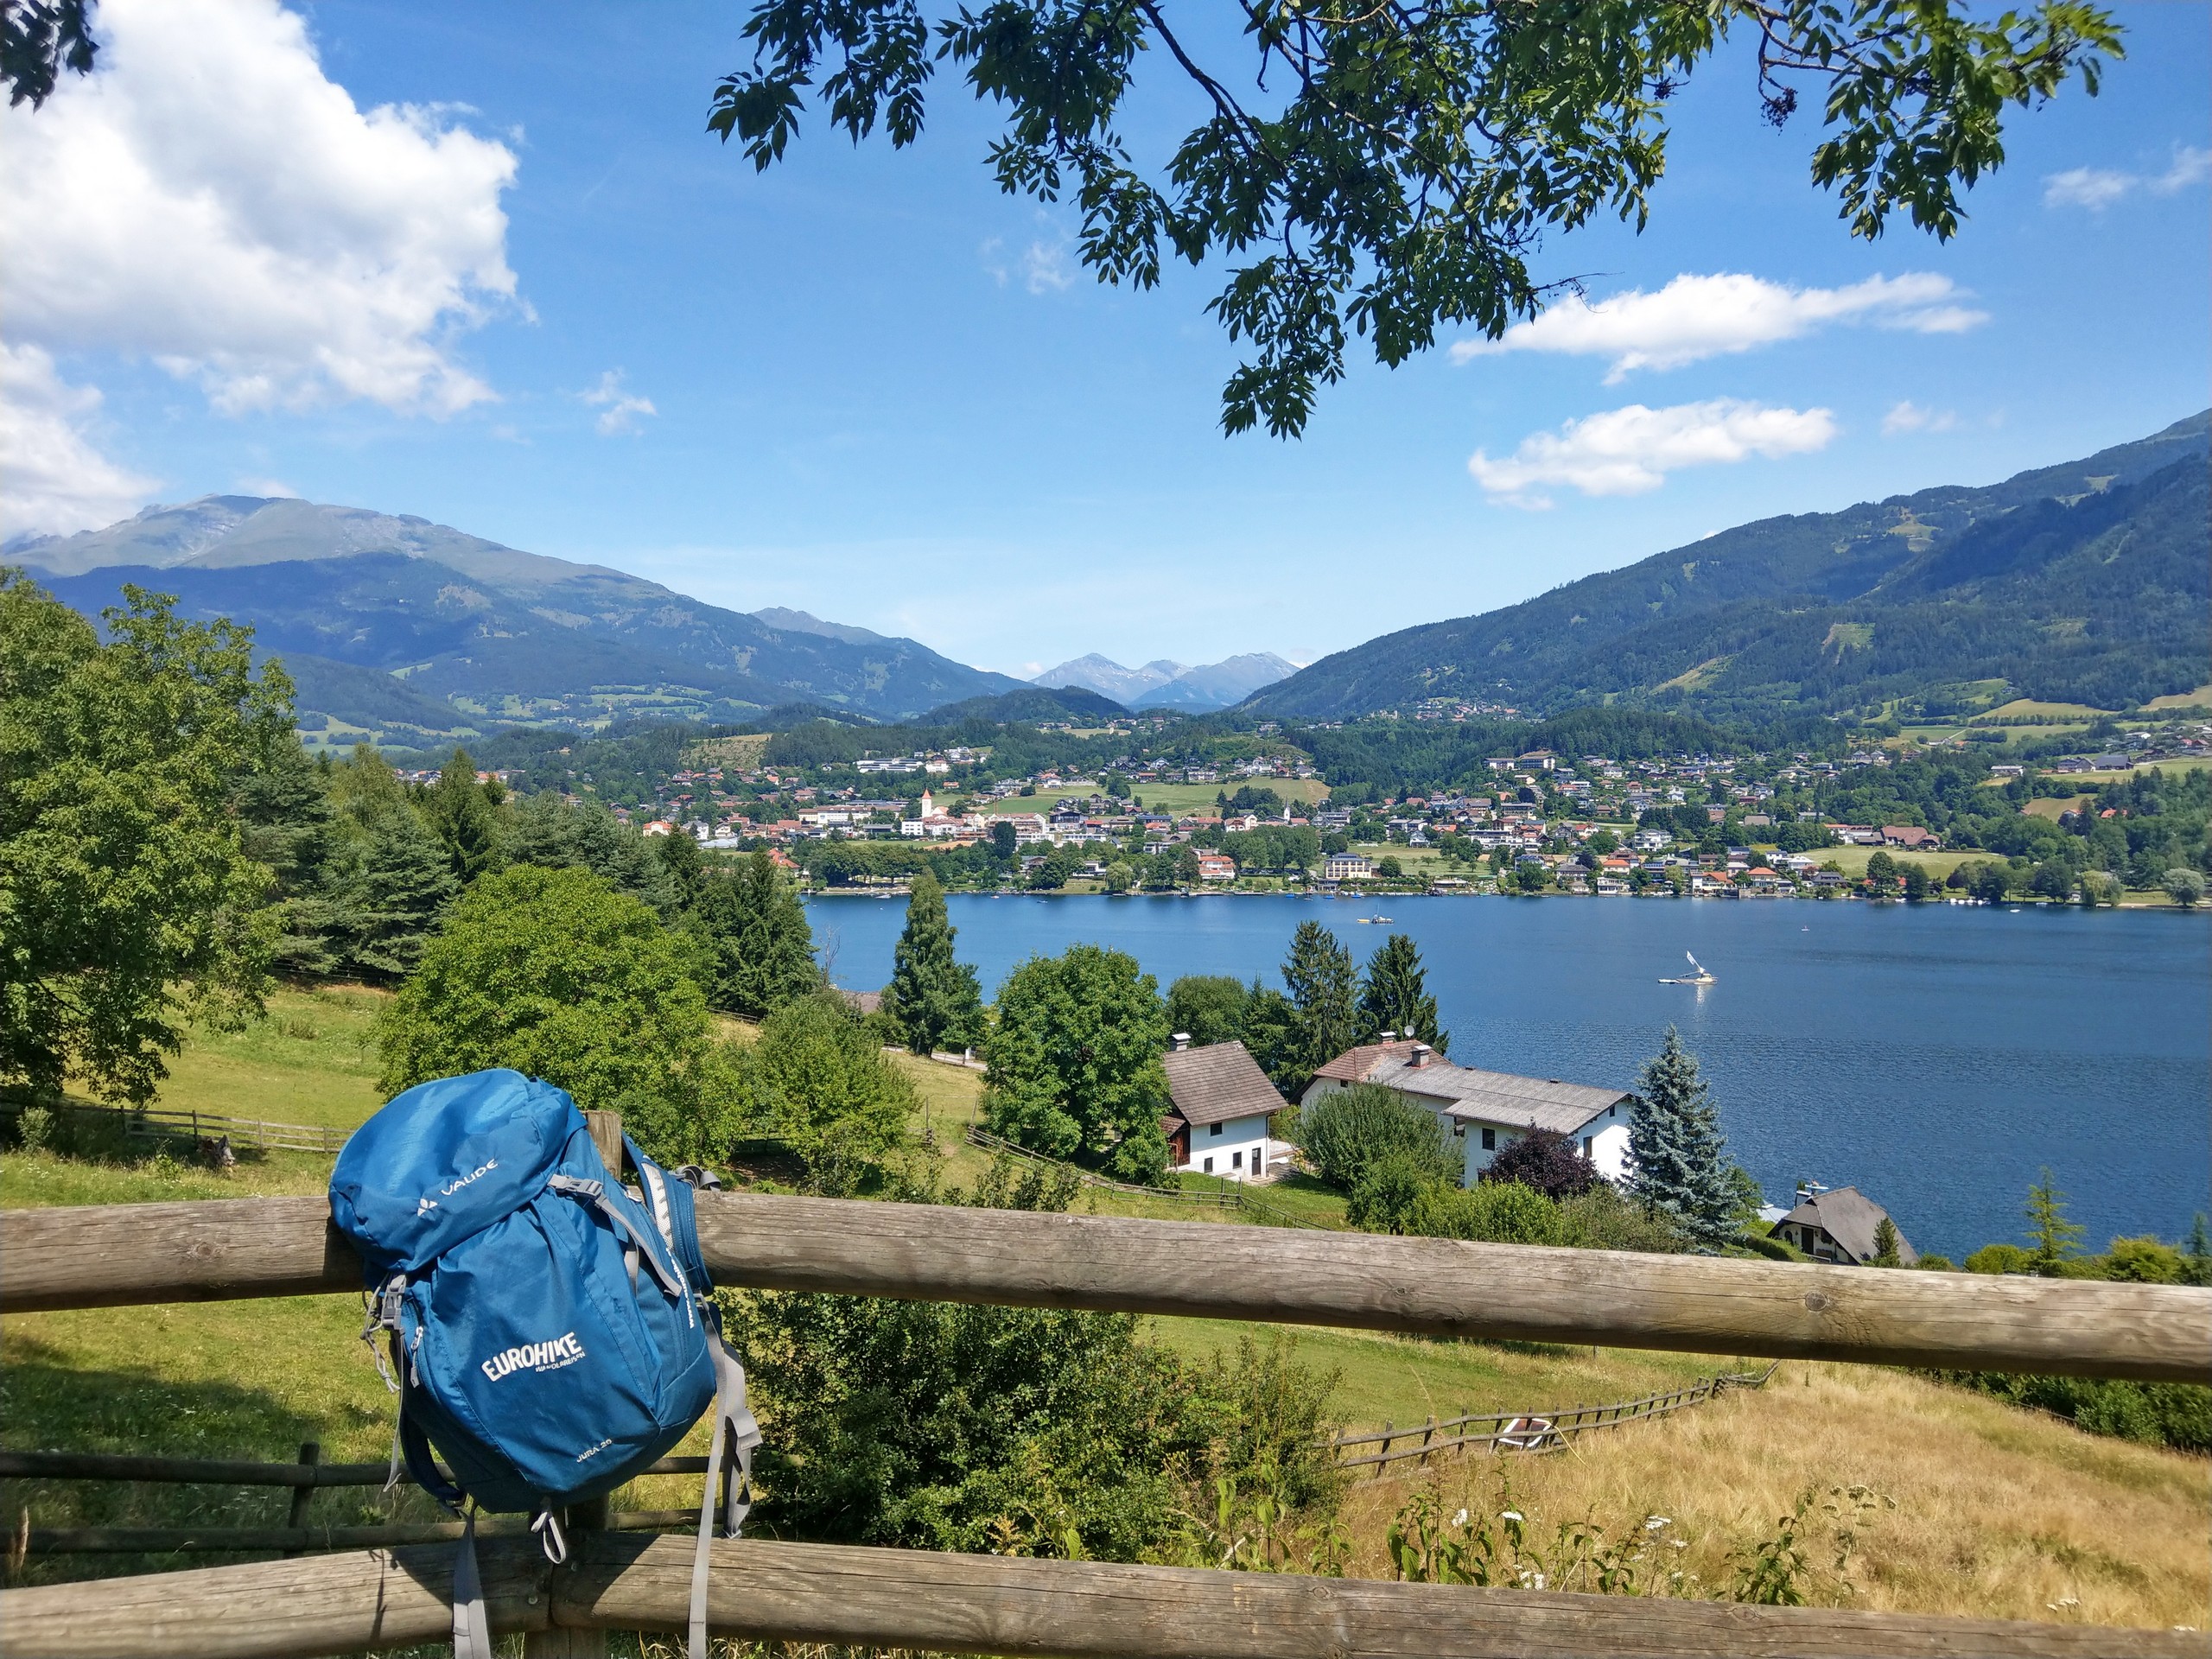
[1964,1243,2033,1275]
[1345,1151,1441,1232]
[1558,1184,1685,1252]
[1296,1083,1458,1192]
[1481,1126,1597,1198]
[2103,1235,2185,1283]
[376,865,727,1166]
[739,992,918,1196]
[1935,1371,2212,1454]
[1408,1179,1562,1245]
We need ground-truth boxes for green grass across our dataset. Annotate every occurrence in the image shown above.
[147,984,391,1131]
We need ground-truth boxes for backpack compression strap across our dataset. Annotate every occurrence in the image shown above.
[688,1319,761,1659]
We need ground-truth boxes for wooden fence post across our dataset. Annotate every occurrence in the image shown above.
[281,1444,318,1559]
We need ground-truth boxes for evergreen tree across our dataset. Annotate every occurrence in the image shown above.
[1280,921,1360,1093]
[884,870,985,1056]
[654,824,709,913]
[1871,1217,1902,1267]
[2024,1169,2085,1275]
[2183,1214,2212,1287]
[234,737,349,977]
[1238,980,1302,1093]
[421,748,501,885]
[1357,933,1446,1052]
[564,804,668,906]
[1626,1027,1736,1249]
[344,808,458,982]
[697,850,820,1018]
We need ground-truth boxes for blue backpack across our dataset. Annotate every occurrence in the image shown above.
[332,1070,759,1659]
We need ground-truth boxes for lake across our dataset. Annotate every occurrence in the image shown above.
[806,892,2212,1261]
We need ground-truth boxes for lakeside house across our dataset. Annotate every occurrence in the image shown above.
[1324,851,1374,881]
[1770,1185,1916,1265]
[1161,1037,1281,1180]
[1301,1040,1634,1185]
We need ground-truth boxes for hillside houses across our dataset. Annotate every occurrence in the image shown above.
[1770,1186,1916,1265]
[1302,1039,1634,1185]
[1161,1038,1281,1180]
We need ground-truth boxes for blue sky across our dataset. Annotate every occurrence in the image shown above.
[3,0,2206,677]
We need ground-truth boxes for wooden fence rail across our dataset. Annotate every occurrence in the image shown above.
[6,1099,348,1155]
[1334,1365,1778,1471]
[3,1192,2204,1379]
[1,1531,2194,1659]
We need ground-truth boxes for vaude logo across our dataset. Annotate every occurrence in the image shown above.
[441,1158,499,1198]
[481,1332,585,1382]
[415,1197,438,1217]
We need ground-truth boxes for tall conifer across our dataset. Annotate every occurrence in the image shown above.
[1357,933,1446,1052]
[1281,921,1360,1093]
[697,850,820,1018]
[885,870,985,1056]
[1626,1027,1736,1249]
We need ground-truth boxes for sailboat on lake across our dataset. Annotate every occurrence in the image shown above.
[1658,951,1715,986]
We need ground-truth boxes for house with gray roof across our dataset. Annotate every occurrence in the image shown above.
[1162,1037,1283,1182]
[1301,1040,1635,1186]
[1770,1186,1916,1266]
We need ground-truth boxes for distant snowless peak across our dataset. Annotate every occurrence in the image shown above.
[1034,651,1299,711]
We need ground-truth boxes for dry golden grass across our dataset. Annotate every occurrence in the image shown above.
[1334,1362,2209,1631]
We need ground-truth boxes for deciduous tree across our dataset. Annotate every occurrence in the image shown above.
[709,0,2117,437]
[1165,973,1249,1049]
[983,944,1170,1182]
[1,575,289,1106]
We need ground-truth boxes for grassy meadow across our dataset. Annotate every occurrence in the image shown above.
[3,1006,2203,1631]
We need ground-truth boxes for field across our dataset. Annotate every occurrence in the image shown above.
[3,1010,2203,1630]
[2140,685,2212,712]
[1810,845,1983,881]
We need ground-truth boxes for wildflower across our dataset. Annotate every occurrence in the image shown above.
[1644,1516,1670,1530]
[1500,1510,1523,1522]
[1451,1509,1468,1527]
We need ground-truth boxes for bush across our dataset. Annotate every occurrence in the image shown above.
[738,992,918,1195]
[1481,1126,1597,1198]
[1345,1150,1440,1232]
[1296,1084,1458,1192]
[1964,1243,2033,1275]
[376,865,729,1166]
[1557,1184,1685,1252]
[1936,1371,2212,1454]
[1408,1179,1562,1245]
[2102,1235,2185,1283]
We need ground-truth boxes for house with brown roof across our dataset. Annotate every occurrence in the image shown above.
[1161,1037,1283,1181]
[1770,1186,1916,1265]
[1301,1039,1635,1185]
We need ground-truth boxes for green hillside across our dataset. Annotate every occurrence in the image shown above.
[1246,412,2210,722]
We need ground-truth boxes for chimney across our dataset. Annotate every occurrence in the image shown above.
[1378,1029,1396,1043]
[1172,1033,1191,1052]
[1410,1043,1433,1068]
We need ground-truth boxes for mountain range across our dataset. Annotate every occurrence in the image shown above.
[1245,411,2211,723]
[9,497,1026,736]
[1033,652,1297,711]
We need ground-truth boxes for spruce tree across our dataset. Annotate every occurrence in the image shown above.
[1357,932,1447,1052]
[422,748,501,884]
[345,808,459,982]
[653,824,709,913]
[2024,1169,2084,1275]
[697,850,820,1018]
[884,869,985,1056]
[1626,1027,1736,1249]
[1280,921,1360,1092]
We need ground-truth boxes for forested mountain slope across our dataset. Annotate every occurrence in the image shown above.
[1245,412,2209,721]
[12,496,1024,731]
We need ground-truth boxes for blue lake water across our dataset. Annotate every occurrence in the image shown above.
[806,893,2212,1261]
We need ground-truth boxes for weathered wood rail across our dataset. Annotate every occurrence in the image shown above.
[2,1532,2196,1659]
[7,1099,347,1154]
[1335,1364,1778,1471]
[3,1191,2205,1379]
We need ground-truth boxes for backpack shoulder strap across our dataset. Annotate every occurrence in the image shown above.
[688,1318,761,1659]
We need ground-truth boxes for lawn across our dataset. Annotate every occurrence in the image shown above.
[2142,683,2212,712]
[146,983,391,1131]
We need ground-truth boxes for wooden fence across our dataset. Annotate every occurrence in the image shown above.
[10,1098,349,1155]
[1329,1364,1779,1471]
[2,1186,2206,1656]
[963,1124,1338,1230]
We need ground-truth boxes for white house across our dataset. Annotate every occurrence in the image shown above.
[1300,1040,1634,1185]
[1162,1037,1281,1181]
[1324,851,1373,881]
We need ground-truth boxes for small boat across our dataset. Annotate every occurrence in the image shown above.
[1659,951,1715,986]
[1373,916,1392,924]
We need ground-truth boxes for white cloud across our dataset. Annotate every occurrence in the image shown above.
[1451,272,1985,381]
[1021,238,1074,295]
[1881,400,1957,437]
[1468,398,1837,508]
[0,343,159,537]
[2044,145,2212,211]
[582,371,656,437]
[0,0,519,416]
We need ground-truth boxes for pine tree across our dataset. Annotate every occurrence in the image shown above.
[1357,933,1447,1052]
[1280,921,1360,1093]
[884,870,985,1056]
[345,809,458,982]
[697,851,820,1018]
[653,824,709,913]
[1627,1027,1737,1249]
[234,737,349,977]
[1871,1217,1902,1267]
[2024,1169,2084,1276]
